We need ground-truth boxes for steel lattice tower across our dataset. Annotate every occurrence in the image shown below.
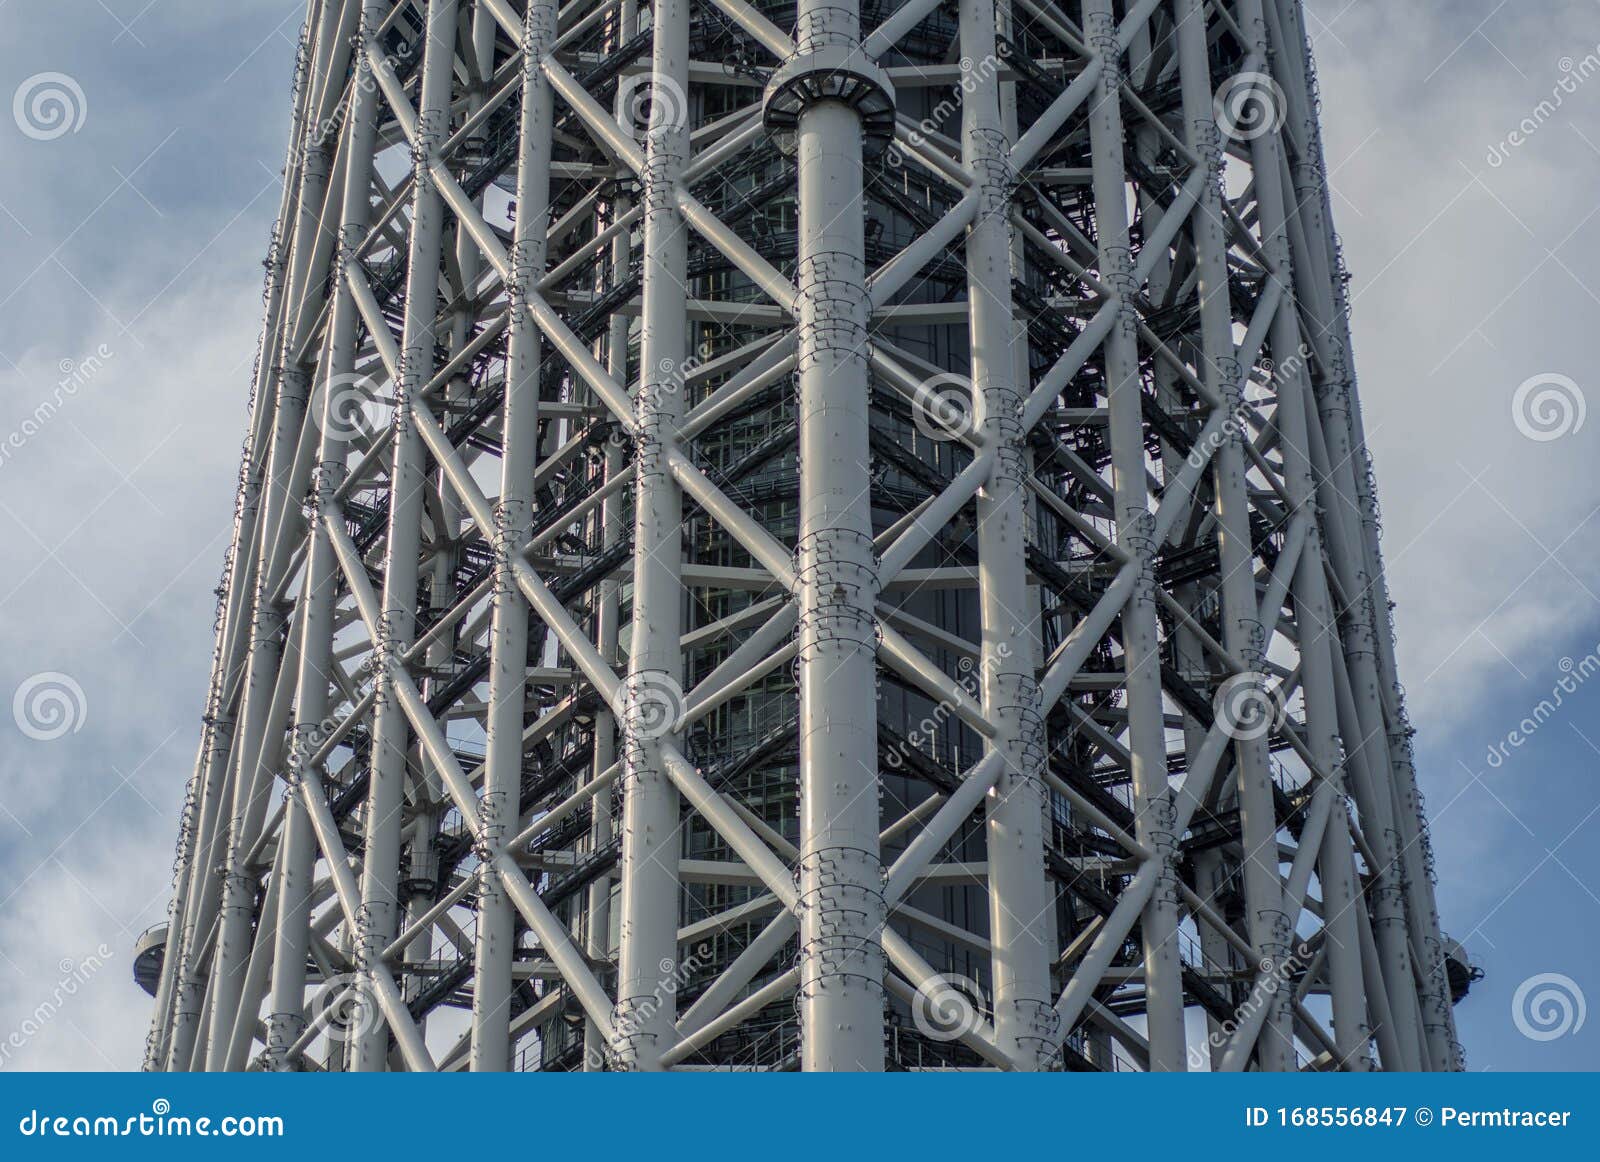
[141,0,1470,1072]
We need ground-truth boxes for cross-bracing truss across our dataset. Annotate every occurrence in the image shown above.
[144,0,1464,1072]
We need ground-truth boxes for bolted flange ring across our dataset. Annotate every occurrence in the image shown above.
[762,44,896,158]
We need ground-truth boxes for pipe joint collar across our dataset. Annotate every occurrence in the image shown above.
[762,43,896,158]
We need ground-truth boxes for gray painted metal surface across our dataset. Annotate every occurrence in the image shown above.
[144,0,1464,1072]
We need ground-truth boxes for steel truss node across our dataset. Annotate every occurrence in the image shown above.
[143,0,1466,1072]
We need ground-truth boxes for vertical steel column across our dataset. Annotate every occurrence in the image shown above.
[146,753,202,1067]
[167,700,242,1069]
[1234,0,1424,1068]
[1259,5,1382,1069]
[1234,0,1406,1069]
[166,717,240,1067]
[1270,0,1457,1067]
[160,6,321,1070]
[220,842,287,1068]
[264,0,386,1072]
[263,664,322,1068]
[206,625,305,1067]
[584,0,636,1068]
[1279,115,1422,1063]
[961,0,1053,1069]
[1127,12,1220,1074]
[1172,0,1292,1071]
[473,0,555,1072]
[613,0,689,1071]
[203,540,291,1070]
[1300,522,1374,1070]
[585,442,622,1069]
[1081,0,1185,1070]
[413,5,496,1045]
[789,0,885,1072]
[353,0,458,1072]
[203,13,338,1066]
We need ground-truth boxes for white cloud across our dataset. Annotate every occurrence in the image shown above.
[1309,0,1600,728]
[0,270,266,1070]
[0,0,294,1072]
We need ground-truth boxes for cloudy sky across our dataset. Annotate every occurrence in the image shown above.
[0,0,1595,1071]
